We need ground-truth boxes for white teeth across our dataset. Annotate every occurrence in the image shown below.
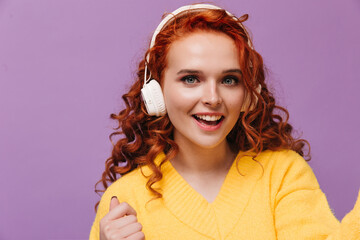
[196,115,222,121]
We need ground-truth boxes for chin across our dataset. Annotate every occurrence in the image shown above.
[190,136,229,150]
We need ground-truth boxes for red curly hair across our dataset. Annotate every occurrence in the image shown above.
[95,7,310,210]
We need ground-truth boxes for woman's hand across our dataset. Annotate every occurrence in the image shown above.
[99,197,145,240]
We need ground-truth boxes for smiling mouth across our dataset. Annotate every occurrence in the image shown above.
[192,114,224,126]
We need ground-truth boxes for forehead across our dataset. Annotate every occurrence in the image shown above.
[165,31,240,71]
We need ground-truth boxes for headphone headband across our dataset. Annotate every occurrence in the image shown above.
[143,3,252,85]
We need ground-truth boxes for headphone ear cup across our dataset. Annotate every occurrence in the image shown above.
[141,80,166,116]
[240,92,251,112]
[241,84,261,112]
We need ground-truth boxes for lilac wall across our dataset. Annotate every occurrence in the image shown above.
[0,0,359,239]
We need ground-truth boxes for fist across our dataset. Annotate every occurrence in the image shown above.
[99,196,145,240]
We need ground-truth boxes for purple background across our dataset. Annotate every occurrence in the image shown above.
[0,0,359,239]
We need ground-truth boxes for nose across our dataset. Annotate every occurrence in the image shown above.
[201,80,222,107]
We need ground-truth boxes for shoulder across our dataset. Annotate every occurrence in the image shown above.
[235,149,312,183]
[257,149,309,170]
[99,153,166,206]
[104,168,148,201]
[256,149,320,194]
[96,167,148,215]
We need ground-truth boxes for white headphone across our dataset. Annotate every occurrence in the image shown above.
[140,4,260,116]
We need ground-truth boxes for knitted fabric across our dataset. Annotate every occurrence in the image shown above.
[90,150,360,239]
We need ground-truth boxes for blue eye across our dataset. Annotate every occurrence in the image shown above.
[181,75,198,84]
[222,76,239,85]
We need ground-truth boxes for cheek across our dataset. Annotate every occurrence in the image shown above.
[164,87,199,111]
[224,91,245,112]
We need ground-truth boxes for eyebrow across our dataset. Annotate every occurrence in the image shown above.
[177,69,242,75]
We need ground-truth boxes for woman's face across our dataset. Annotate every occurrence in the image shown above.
[162,31,245,150]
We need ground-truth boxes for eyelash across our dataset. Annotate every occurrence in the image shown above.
[180,75,199,84]
[180,75,240,85]
[222,76,239,85]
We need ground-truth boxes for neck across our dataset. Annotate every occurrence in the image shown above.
[171,137,236,175]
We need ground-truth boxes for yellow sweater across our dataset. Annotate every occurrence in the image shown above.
[90,150,360,239]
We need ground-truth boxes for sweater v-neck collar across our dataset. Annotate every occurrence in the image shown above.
[153,152,263,239]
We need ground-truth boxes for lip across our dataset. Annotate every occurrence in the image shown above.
[194,112,224,116]
[192,112,225,131]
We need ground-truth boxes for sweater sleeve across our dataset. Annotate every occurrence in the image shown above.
[325,191,360,240]
[274,152,360,239]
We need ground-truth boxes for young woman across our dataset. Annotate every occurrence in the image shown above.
[90,4,360,240]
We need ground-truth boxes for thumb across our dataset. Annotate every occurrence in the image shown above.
[109,196,120,211]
